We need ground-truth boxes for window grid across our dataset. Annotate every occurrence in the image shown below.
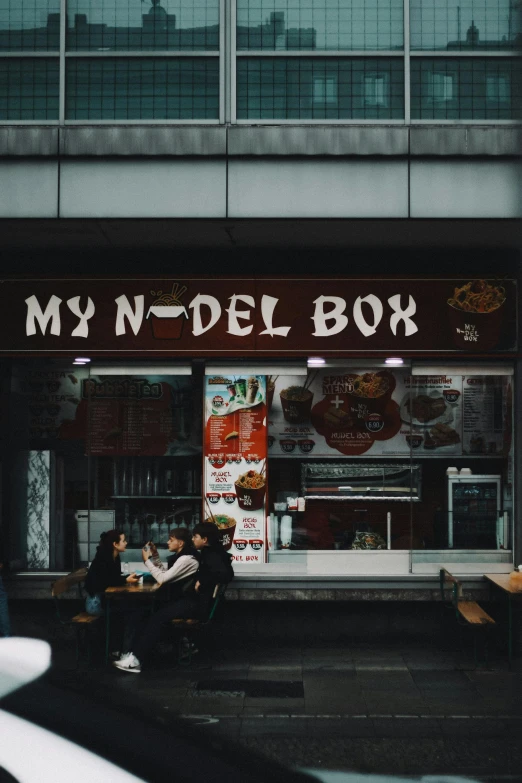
[0,0,60,51]
[66,56,219,119]
[0,57,59,118]
[236,56,404,118]
[0,0,520,123]
[411,56,522,119]
[236,0,404,51]
[66,0,220,51]
[410,0,521,52]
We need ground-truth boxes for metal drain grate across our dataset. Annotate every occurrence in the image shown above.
[195,680,304,698]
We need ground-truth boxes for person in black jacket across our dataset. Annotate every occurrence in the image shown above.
[191,521,234,619]
[113,522,234,674]
[84,530,139,616]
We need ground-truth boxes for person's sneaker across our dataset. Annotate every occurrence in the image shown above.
[112,653,141,673]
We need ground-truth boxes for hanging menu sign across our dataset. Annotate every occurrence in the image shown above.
[462,376,512,456]
[204,375,267,565]
[400,375,463,456]
[75,374,198,456]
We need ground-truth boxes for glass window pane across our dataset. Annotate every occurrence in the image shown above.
[410,0,521,51]
[0,0,60,51]
[237,0,403,51]
[410,57,521,119]
[65,57,219,119]
[67,0,219,51]
[236,56,404,118]
[0,58,59,118]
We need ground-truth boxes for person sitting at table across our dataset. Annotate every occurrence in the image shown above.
[84,529,140,616]
[113,522,233,674]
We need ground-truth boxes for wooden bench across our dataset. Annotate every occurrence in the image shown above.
[439,568,495,665]
[51,568,102,667]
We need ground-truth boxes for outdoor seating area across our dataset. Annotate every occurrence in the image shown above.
[50,568,227,670]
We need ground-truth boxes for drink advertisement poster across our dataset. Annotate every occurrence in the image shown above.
[268,370,469,458]
[204,374,267,565]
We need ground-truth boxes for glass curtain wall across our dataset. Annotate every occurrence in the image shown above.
[266,367,514,569]
[3,359,515,573]
[5,360,202,572]
[1,0,520,121]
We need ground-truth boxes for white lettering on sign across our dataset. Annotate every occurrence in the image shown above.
[259,295,291,338]
[114,295,144,336]
[353,294,383,337]
[311,296,348,336]
[23,289,420,341]
[68,296,95,338]
[226,294,255,337]
[189,294,221,336]
[25,295,62,336]
[388,294,418,337]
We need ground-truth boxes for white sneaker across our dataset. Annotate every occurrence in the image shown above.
[112,653,141,673]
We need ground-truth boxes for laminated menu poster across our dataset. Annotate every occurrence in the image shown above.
[204,375,267,564]
[268,371,465,457]
[268,371,404,457]
[60,374,199,456]
[462,376,512,457]
[399,375,463,456]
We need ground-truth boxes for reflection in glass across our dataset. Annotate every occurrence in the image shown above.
[237,0,403,50]
[66,0,219,50]
[0,0,60,50]
[411,57,522,119]
[410,0,521,50]
[0,58,59,118]
[65,57,219,119]
[236,57,404,119]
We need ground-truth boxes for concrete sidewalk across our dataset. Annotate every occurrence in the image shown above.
[7,600,522,779]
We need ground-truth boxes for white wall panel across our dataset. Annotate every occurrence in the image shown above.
[0,162,58,217]
[411,160,522,218]
[60,160,226,218]
[228,160,408,218]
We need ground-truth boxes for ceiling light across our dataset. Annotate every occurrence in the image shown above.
[385,357,404,366]
[74,357,91,363]
[307,357,326,366]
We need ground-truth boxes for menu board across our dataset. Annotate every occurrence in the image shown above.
[462,376,512,456]
[400,375,463,456]
[268,370,510,458]
[12,365,89,443]
[204,375,267,565]
[82,375,199,457]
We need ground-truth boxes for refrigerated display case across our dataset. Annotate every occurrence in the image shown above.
[448,474,503,549]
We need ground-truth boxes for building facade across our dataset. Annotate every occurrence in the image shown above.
[0,0,520,602]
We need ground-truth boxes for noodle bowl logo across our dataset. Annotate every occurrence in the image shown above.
[147,283,189,340]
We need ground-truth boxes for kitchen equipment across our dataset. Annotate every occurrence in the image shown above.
[447,474,502,549]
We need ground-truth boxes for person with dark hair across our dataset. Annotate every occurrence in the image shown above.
[84,530,139,616]
[191,522,234,614]
[113,523,233,674]
[113,527,199,673]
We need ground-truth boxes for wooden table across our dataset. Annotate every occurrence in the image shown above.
[483,573,522,667]
[105,583,159,665]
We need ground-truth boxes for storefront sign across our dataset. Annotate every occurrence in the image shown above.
[269,370,511,458]
[0,277,516,354]
[203,375,267,564]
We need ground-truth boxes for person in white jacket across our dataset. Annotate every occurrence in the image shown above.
[143,527,198,593]
[113,527,198,664]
